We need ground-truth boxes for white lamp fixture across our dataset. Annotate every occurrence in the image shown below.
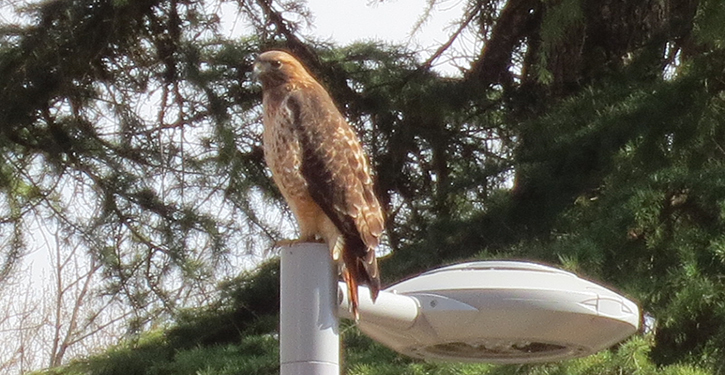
[338,261,640,363]
[280,243,640,375]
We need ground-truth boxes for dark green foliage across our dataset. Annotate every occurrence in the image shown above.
[166,258,280,348]
[311,43,516,254]
[340,322,414,372]
[44,333,279,375]
[43,331,708,375]
[509,54,725,368]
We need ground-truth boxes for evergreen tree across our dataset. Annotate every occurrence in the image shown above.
[2,0,725,373]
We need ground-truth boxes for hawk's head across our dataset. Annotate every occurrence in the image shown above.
[253,50,312,90]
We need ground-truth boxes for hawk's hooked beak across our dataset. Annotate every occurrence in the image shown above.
[252,59,266,80]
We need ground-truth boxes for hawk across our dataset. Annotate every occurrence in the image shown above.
[253,50,383,319]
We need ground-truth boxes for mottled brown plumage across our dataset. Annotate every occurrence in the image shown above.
[253,50,383,319]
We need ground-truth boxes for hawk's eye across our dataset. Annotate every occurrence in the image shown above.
[270,60,282,69]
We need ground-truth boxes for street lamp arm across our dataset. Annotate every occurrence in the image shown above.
[337,282,419,328]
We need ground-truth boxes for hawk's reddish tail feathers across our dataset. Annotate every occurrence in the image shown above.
[342,240,380,321]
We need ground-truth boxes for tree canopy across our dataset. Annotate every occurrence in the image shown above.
[2,0,725,373]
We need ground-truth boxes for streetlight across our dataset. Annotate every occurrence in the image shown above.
[280,243,640,374]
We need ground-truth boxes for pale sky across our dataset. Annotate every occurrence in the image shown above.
[302,0,472,75]
[2,0,471,74]
[220,0,471,75]
[304,0,464,47]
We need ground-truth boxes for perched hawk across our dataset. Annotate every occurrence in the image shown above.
[253,50,383,319]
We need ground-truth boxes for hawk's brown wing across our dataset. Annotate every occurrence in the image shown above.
[284,86,383,301]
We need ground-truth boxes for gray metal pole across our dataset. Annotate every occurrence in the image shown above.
[280,242,339,375]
